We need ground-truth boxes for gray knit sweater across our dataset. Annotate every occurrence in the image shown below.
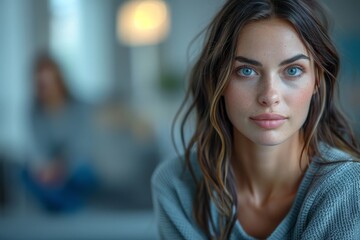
[151,145,360,239]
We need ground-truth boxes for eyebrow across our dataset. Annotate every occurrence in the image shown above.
[234,54,310,67]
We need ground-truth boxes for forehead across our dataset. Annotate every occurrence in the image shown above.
[235,18,309,60]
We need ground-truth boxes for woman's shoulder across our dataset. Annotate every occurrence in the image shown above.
[316,143,360,175]
[296,145,360,239]
[318,143,358,162]
[151,152,201,196]
[310,144,360,195]
[151,155,185,189]
[315,159,360,191]
[151,153,209,239]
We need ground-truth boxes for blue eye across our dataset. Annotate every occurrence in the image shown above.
[238,67,256,77]
[286,66,303,77]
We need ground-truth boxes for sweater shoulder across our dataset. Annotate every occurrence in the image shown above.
[151,153,200,195]
[151,156,184,188]
[318,161,360,189]
[297,160,360,239]
[315,144,360,183]
[309,146,360,198]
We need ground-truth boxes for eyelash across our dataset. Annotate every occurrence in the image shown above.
[235,65,258,78]
[285,65,304,79]
[234,65,305,79]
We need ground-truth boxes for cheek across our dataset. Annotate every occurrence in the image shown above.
[224,84,250,105]
[223,84,254,121]
[288,86,314,115]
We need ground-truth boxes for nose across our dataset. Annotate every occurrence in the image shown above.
[257,76,280,107]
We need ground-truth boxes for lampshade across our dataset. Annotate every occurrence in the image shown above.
[117,0,170,46]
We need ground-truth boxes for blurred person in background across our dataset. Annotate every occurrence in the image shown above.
[22,54,97,212]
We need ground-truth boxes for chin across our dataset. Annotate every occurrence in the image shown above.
[253,139,284,147]
[248,133,290,147]
[235,127,300,147]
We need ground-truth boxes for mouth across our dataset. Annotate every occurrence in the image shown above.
[250,113,287,129]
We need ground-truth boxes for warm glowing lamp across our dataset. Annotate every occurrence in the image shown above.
[117,0,170,46]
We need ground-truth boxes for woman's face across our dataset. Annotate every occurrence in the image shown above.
[223,18,316,146]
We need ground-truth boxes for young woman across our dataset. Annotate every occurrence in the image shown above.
[23,54,97,212]
[152,0,360,239]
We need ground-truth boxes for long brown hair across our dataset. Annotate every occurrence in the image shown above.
[174,0,360,239]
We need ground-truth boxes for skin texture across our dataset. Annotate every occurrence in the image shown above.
[223,18,316,238]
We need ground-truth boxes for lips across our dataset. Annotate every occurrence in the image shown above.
[250,113,287,129]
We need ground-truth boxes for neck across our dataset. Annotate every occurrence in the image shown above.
[231,132,308,206]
